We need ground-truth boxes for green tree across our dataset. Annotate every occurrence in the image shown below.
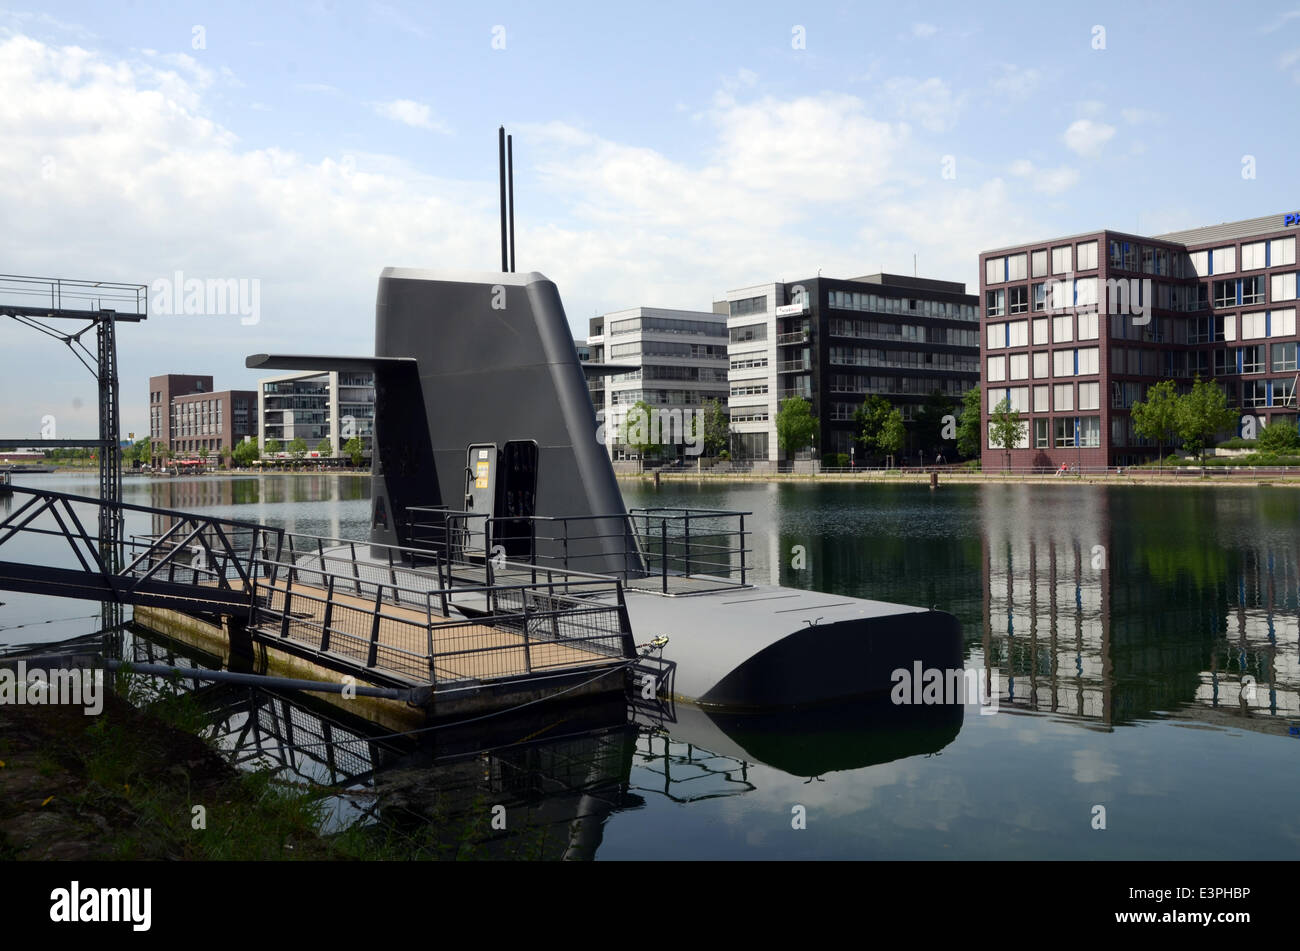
[343,436,365,467]
[219,446,232,468]
[775,396,817,458]
[317,438,333,457]
[914,389,954,455]
[1259,419,1300,454]
[692,398,730,457]
[877,409,906,467]
[233,439,259,466]
[199,446,210,466]
[1176,377,1238,464]
[956,387,982,459]
[1130,379,1180,461]
[621,401,662,460]
[288,437,308,461]
[988,397,1023,472]
[854,395,893,455]
[265,439,282,457]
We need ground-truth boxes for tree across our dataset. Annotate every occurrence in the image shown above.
[988,398,1023,472]
[854,395,893,455]
[956,387,982,459]
[775,396,817,458]
[233,439,259,467]
[1176,377,1238,465]
[692,398,730,457]
[317,438,333,457]
[343,436,365,467]
[621,401,662,460]
[877,409,906,467]
[1259,419,1300,454]
[219,446,232,469]
[288,437,308,461]
[265,439,282,457]
[199,446,210,466]
[915,389,954,456]
[1130,379,1180,461]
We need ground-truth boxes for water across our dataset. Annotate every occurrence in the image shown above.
[3,470,1298,858]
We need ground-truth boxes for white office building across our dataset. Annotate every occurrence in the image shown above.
[257,369,375,459]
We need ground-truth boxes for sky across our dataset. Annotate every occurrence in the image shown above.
[1,0,1298,441]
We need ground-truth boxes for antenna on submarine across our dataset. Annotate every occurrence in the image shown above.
[498,125,517,273]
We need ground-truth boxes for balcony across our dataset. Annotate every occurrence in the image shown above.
[776,360,811,373]
[776,331,810,346]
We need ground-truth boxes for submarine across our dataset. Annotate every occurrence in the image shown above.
[246,267,962,709]
[244,129,962,710]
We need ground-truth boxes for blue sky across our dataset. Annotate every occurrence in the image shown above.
[1,0,1298,439]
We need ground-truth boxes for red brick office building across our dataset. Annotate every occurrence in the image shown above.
[979,212,1299,470]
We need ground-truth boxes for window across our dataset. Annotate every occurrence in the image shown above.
[987,355,1006,382]
[1008,320,1029,347]
[1032,282,1047,312]
[1189,316,1212,345]
[1211,246,1236,274]
[1079,381,1099,411]
[1270,236,1296,267]
[1034,418,1050,448]
[987,323,1006,349]
[1273,273,1297,302]
[1242,344,1265,374]
[1007,254,1028,281]
[1075,277,1098,308]
[1276,378,1297,407]
[1243,379,1268,408]
[1033,317,1049,344]
[730,323,767,343]
[1053,314,1073,343]
[1009,353,1029,380]
[729,296,767,317]
[1241,311,1266,340]
[1242,276,1265,305]
[1047,278,1073,310]
[1077,312,1099,340]
[1141,246,1154,274]
[986,258,1004,284]
[1055,418,1075,448]
[1241,241,1266,271]
[1051,245,1071,275]
[1077,241,1098,270]
[1220,314,1237,342]
[1213,280,1236,309]
[986,289,1005,317]
[1054,383,1074,411]
[1273,341,1298,372]
[1078,347,1099,375]
[1009,285,1029,314]
[1214,348,1235,376]
[1032,250,1048,278]
[1053,349,1074,376]
[1033,385,1049,412]
[1008,386,1030,412]
[1187,250,1208,277]
[1033,351,1049,379]
[1079,416,1100,448]
[1273,308,1297,337]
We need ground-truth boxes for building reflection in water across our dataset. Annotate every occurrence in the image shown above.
[980,487,1300,733]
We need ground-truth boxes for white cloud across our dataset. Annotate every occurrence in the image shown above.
[372,98,449,133]
[1062,118,1116,157]
[880,76,964,132]
[1008,159,1079,195]
[912,23,938,38]
[989,64,1040,100]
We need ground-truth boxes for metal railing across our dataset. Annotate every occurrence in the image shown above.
[407,505,753,595]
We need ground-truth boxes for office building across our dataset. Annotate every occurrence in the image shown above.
[585,307,729,461]
[257,369,375,460]
[979,211,1300,469]
[148,374,256,465]
[715,274,980,462]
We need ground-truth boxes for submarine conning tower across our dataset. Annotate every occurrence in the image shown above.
[370,267,641,575]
